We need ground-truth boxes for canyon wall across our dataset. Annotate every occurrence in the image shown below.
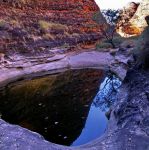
[0,0,104,54]
[117,0,149,37]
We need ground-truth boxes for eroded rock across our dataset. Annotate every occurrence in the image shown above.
[117,0,149,37]
[0,0,105,54]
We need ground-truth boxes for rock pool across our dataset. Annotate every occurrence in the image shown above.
[0,69,121,146]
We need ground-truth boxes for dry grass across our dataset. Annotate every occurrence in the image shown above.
[43,33,55,40]
[10,19,20,27]
[0,19,6,28]
[39,20,68,31]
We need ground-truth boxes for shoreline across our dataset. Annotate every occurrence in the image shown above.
[1,49,147,150]
[0,51,114,88]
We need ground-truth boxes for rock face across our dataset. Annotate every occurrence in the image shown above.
[117,0,149,37]
[133,16,149,68]
[0,0,103,54]
[117,2,139,37]
[130,0,149,33]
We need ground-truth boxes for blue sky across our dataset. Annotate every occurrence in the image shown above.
[95,0,142,9]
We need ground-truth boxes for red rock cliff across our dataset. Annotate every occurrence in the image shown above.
[0,0,103,54]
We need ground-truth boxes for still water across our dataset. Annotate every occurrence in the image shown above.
[72,74,121,146]
[0,69,121,146]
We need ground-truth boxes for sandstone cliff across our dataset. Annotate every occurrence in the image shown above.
[117,0,149,37]
[0,0,103,54]
[130,0,149,33]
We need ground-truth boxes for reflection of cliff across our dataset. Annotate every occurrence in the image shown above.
[0,69,104,146]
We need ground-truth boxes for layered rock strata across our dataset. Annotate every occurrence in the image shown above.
[0,0,104,54]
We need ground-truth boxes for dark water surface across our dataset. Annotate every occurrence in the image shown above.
[0,69,121,146]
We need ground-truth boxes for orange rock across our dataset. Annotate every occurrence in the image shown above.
[117,0,149,37]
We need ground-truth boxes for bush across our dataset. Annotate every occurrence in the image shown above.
[0,19,6,28]
[10,19,20,27]
[60,43,70,49]
[39,20,68,31]
[96,42,112,49]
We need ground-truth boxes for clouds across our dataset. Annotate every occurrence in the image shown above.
[95,0,142,9]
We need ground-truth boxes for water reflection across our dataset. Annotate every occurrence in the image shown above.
[93,74,122,111]
[72,105,107,146]
[0,69,104,146]
[72,74,121,146]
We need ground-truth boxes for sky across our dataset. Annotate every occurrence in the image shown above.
[95,0,142,9]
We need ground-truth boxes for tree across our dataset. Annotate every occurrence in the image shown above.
[93,72,121,111]
[93,9,120,48]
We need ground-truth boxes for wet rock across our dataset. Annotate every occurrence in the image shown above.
[105,108,112,120]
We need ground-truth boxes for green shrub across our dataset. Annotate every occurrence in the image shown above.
[0,19,6,28]
[60,43,70,49]
[112,36,125,46]
[96,42,112,49]
[39,20,68,31]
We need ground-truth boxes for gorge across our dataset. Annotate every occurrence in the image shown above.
[0,0,149,150]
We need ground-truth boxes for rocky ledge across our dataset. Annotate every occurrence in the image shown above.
[0,46,133,88]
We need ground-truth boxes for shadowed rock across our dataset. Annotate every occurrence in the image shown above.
[133,15,149,68]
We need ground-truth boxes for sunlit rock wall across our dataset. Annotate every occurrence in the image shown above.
[117,0,149,37]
